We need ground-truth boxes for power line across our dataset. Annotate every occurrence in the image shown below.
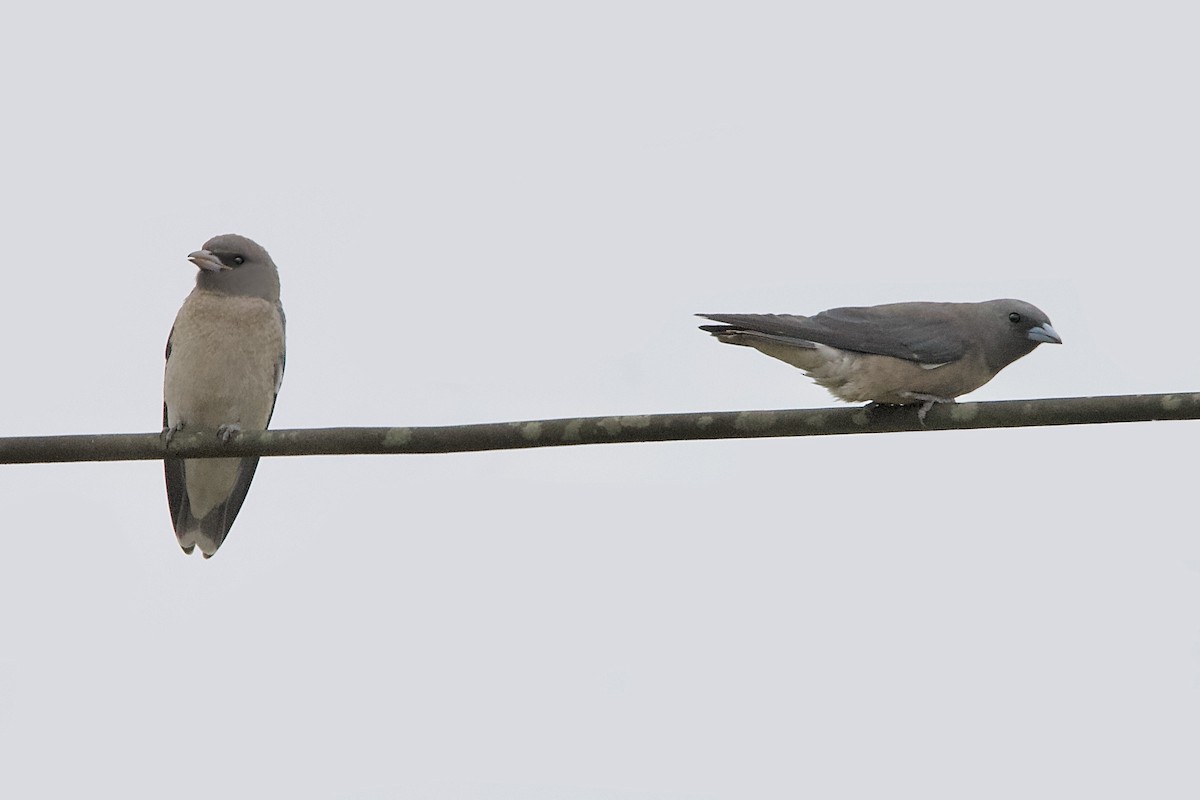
[1,392,1196,465]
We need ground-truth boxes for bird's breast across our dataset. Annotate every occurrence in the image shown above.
[807,346,994,404]
[164,290,285,429]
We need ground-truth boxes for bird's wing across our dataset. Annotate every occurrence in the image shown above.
[699,306,969,364]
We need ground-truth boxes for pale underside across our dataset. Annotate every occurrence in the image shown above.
[718,335,995,404]
[164,289,285,555]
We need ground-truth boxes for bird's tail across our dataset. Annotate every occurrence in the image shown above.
[175,523,225,559]
[698,324,818,350]
[165,456,261,559]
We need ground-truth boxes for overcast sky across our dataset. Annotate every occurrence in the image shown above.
[2,3,1198,798]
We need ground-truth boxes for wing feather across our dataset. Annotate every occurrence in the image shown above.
[699,304,968,364]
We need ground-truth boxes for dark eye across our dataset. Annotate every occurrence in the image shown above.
[233,256,245,265]
[1008,312,1022,323]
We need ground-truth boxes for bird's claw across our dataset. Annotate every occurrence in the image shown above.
[864,401,894,414]
[163,422,243,446]
[162,422,184,447]
[901,393,955,426]
[217,423,242,444]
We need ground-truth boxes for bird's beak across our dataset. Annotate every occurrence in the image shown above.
[1027,323,1062,344]
[187,249,230,272]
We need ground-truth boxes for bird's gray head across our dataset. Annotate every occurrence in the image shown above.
[977,298,1062,369]
[188,234,280,301]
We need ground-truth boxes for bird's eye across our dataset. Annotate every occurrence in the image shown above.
[233,256,245,266]
[1008,312,1022,323]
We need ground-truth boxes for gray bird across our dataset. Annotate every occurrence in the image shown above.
[163,234,286,557]
[698,299,1061,418]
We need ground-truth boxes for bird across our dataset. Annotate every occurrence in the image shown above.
[163,234,286,558]
[698,299,1061,419]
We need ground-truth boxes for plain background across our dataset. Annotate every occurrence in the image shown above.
[2,3,1198,798]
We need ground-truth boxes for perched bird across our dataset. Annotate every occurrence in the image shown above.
[163,234,286,557]
[698,299,1060,418]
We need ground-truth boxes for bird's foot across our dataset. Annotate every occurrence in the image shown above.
[216,423,243,444]
[899,393,956,425]
[864,401,906,418]
[162,421,184,447]
[863,401,925,427]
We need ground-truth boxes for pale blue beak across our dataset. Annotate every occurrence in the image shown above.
[187,249,230,272]
[1027,323,1062,344]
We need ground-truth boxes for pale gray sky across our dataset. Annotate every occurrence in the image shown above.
[2,3,1198,798]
